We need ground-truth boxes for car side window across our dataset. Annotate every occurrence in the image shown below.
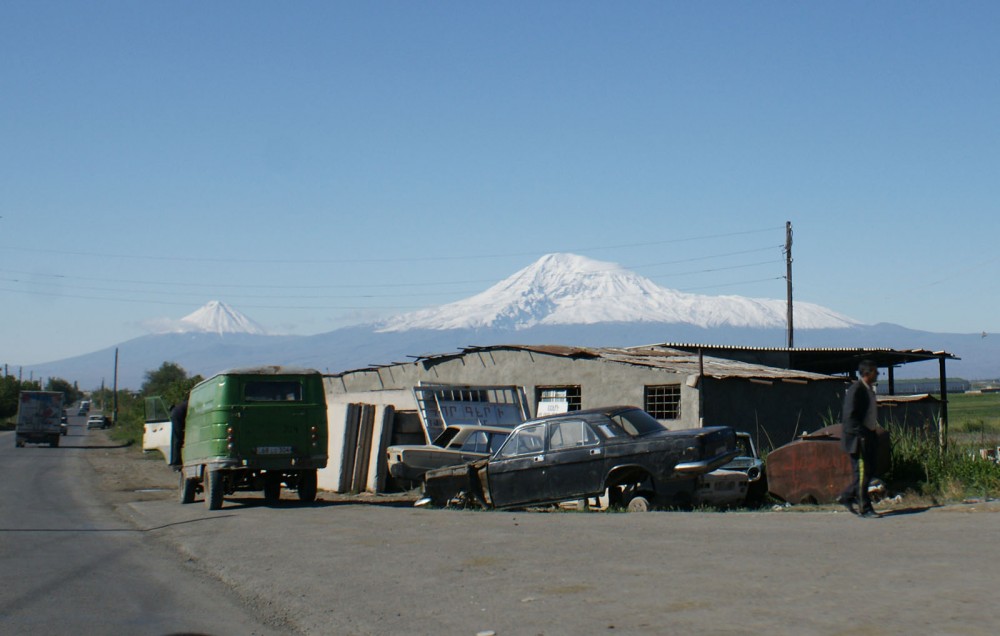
[497,424,545,458]
[459,431,490,454]
[548,420,599,451]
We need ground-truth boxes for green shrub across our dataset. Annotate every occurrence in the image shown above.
[886,423,1000,500]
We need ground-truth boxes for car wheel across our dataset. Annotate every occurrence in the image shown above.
[179,473,198,504]
[626,495,651,512]
[297,469,318,503]
[205,469,225,510]
[263,474,282,503]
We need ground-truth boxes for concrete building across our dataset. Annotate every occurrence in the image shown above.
[317,344,848,493]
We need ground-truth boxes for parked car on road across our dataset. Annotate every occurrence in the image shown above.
[87,415,109,430]
[420,406,737,511]
[387,424,513,482]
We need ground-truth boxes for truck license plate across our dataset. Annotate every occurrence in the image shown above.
[257,446,292,455]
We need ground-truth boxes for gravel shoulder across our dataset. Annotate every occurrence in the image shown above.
[86,431,1000,636]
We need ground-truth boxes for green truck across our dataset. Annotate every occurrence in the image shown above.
[177,366,329,510]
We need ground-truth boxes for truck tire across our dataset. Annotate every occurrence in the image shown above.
[179,473,198,504]
[297,469,318,503]
[205,469,225,510]
[50,436,59,448]
[263,474,282,503]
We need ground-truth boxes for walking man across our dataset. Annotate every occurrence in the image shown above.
[838,359,880,518]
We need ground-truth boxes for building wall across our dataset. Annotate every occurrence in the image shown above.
[700,377,846,450]
[327,348,702,428]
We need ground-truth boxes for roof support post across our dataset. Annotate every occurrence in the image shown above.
[887,365,895,396]
[938,355,949,451]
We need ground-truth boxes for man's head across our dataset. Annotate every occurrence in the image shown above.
[858,359,879,383]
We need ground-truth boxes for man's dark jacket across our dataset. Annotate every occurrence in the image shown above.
[841,380,873,455]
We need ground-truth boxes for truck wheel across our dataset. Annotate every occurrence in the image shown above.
[179,473,197,504]
[50,436,60,448]
[263,474,282,503]
[15,437,24,448]
[205,469,225,510]
[297,469,318,503]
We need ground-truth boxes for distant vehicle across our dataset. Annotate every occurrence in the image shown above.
[87,415,109,430]
[78,400,91,416]
[421,406,737,511]
[15,391,64,448]
[177,366,329,510]
[386,424,513,482]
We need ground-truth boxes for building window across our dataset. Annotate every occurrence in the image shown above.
[536,386,582,415]
[645,385,681,419]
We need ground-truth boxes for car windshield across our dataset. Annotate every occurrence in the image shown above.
[609,409,667,437]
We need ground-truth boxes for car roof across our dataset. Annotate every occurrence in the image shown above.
[516,406,639,429]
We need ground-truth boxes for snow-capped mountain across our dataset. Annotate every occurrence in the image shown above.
[377,253,859,332]
[175,301,268,335]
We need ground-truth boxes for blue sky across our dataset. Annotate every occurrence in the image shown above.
[2,2,999,366]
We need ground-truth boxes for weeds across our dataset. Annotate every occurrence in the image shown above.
[885,423,1000,501]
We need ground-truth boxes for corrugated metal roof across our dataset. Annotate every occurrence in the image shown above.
[329,342,955,381]
[414,344,842,381]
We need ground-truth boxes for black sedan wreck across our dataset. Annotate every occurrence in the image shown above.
[420,406,738,511]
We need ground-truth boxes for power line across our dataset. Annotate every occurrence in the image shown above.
[0,225,783,265]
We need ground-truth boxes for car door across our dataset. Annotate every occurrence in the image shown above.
[487,423,548,508]
[542,419,605,501]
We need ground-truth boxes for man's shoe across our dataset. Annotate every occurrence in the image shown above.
[837,495,858,515]
[860,507,879,518]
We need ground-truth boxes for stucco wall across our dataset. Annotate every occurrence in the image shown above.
[326,348,701,428]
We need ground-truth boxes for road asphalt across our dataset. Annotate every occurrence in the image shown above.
[80,429,1000,636]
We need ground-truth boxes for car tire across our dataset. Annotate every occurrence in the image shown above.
[626,495,652,512]
[264,474,282,503]
[297,469,318,503]
[205,469,225,510]
[179,473,198,504]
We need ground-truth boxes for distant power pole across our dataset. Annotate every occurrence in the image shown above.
[785,221,794,349]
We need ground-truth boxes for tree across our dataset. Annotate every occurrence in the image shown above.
[140,362,202,406]
[45,377,83,406]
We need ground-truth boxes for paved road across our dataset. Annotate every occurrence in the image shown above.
[119,495,1000,636]
[4,418,1000,635]
[0,416,285,636]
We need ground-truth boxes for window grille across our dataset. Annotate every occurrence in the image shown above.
[645,385,681,419]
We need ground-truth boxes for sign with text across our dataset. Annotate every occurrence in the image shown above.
[437,401,522,427]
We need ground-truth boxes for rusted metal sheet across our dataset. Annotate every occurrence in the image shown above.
[766,424,890,504]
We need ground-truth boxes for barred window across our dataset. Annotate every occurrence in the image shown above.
[536,386,582,414]
[645,385,681,419]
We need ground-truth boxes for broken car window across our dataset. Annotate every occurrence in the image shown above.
[610,409,667,436]
[497,424,545,458]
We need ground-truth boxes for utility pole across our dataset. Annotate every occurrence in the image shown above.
[113,348,119,426]
[785,221,794,348]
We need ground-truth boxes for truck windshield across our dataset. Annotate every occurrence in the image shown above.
[244,381,303,402]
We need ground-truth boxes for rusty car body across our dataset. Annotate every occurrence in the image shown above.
[420,406,737,511]
[386,424,513,482]
[766,424,890,504]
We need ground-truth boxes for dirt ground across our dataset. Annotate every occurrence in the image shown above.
[85,431,1000,636]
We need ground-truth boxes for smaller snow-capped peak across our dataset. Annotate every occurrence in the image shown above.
[376,252,861,332]
[177,301,268,335]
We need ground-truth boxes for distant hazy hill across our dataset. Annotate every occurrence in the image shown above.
[20,254,999,388]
